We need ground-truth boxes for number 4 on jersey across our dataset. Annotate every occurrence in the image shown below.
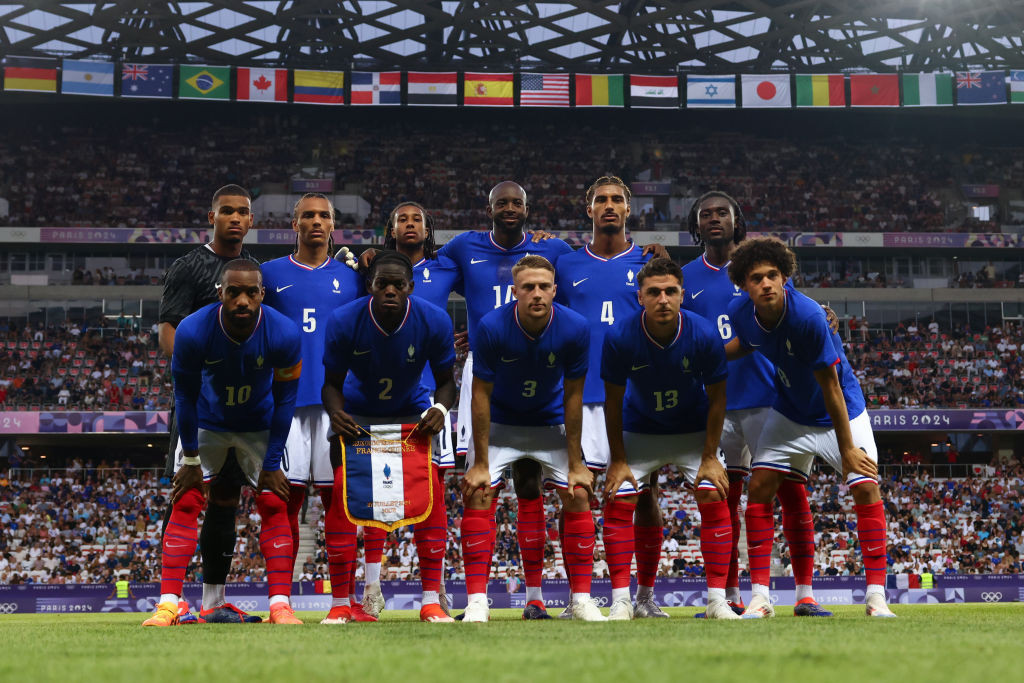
[601,301,614,325]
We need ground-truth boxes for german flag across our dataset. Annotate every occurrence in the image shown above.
[4,56,58,93]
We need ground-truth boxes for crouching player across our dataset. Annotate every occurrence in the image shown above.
[601,257,739,620]
[459,255,602,622]
[321,251,457,623]
[144,260,303,626]
[725,237,896,618]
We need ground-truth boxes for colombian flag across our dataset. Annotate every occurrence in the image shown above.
[341,424,433,531]
[293,69,345,105]
[575,73,624,107]
[4,56,57,93]
[795,74,846,107]
[463,72,513,106]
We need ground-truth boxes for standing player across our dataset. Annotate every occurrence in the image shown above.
[601,257,739,620]
[321,251,457,623]
[261,192,363,621]
[682,192,827,616]
[143,260,304,626]
[157,184,261,623]
[724,237,896,618]
[459,255,604,622]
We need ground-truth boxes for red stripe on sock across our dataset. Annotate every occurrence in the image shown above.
[257,491,294,597]
[777,479,814,587]
[461,507,495,595]
[698,500,732,589]
[726,474,744,590]
[363,525,387,564]
[159,487,204,597]
[324,473,356,599]
[634,524,663,588]
[414,465,448,593]
[563,510,596,594]
[854,500,888,586]
[745,502,775,587]
[517,497,546,589]
[602,499,636,590]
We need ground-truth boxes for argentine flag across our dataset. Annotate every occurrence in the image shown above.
[61,60,114,97]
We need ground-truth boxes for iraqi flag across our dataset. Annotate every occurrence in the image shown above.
[236,67,288,103]
[341,424,433,531]
[741,74,790,108]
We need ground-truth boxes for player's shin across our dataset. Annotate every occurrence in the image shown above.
[563,509,597,599]
[256,490,294,604]
[697,496,732,595]
[460,506,495,600]
[516,496,546,604]
[363,525,387,586]
[602,498,636,603]
[414,468,448,603]
[777,479,815,601]
[745,502,775,598]
[324,478,357,606]
[199,500,237,608]
[854,495,888,593]
[726,473,745,602]
[633,521,663,598]
[160,487,205,603]
[286,484,307,573]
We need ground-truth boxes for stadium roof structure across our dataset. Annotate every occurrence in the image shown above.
[1,1,1023,72]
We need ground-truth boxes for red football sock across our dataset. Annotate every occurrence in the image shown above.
[324,473,356,600]
[363,525,386,565]
[414,466,448,593]
[602,499,636,590]
[726,473,745,590]
[777,479,814,587]
[318,485,334,515]
[558,511,571,583]
[698,500,732,590]
[516,497,546,590]
[745,502,775,587]
[460,507,495,595]
[286,484,306,574]
[563,510,596,595]
[854,500,888,587]
[256,490,293,598]
[159,487,204,597]
[634,524,663,588]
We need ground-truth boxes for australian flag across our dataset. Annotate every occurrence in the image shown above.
[341,423,433,531]
[955,71,1006,106]
[122,64,173,99]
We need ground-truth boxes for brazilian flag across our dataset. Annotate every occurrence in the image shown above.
[178,65,230,100]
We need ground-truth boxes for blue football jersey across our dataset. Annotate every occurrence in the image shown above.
[412,255,462,392]
[262,255,363,407]
[323,296,455,418]
[728,288,866,427]
[554,243,648,404]
[602,309,728,434]
[681,253,776,411]
[437,231,573,341]
[472,301,589,426]
[172,303,302,455]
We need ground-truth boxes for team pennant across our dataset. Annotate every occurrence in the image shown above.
[341,424,433,531]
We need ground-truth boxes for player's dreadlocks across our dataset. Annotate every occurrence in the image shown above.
[686,190,747,248]
[383,201,436,261]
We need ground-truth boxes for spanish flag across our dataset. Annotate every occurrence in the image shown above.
[463,72,513,106]
[795,74,846,107]
[575,74,624,107]
[4,56,57,93]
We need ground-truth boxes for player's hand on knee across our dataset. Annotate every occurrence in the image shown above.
[258,469,291,502]
[329,410,361,441]
[841,446,877,480]
[696,459,729,500]
[602,462,637,504]
[568,465,595,502]
[460,464,491,497]
[171,462,204,505]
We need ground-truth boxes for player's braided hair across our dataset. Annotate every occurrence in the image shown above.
[585,175,632,205]
[291,192,336,255]
[367,249,414,283]
[637,256,682,286]
[686,190,747,248]
[383,201,436,260]
[727,236,796,288]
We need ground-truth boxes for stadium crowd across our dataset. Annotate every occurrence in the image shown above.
[2,463,1020,585]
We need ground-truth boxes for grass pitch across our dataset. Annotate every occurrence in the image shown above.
[1,604,1019,682]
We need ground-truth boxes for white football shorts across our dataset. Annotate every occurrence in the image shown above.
[581,403,611,471]
[467,422,570,490]
[611,431,719,497]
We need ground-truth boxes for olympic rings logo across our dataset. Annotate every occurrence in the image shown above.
[0,603,18,613]
[980,592,1002,602]
[234,600,258,611]
[591,596,609,607]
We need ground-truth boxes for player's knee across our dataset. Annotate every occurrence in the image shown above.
[851,481,881,505]
[256,490,288,517]
[207,479,241,508]
[559,486,590,511]
[747,471,783,503]
[465,487,493,510]
[175,488,206,517]
[695,488,724,505]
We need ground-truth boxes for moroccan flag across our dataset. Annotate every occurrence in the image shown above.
[630,74,678,108]
[849,74,899,107]
[464,72,513,106]
[902,72,953,107]
[178,65,229,100]
[61,60,114,97]
[293,69,345,105]
[575,74,624,107]
[795,74,845,107]
[236,67,287,102]
[4,56,57,93]
[341,424,433,531]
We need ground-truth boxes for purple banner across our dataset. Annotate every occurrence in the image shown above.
[868,409,1023,431]
[290,179,334,193]
[961,184,1000,198]
[40,228,209,244]
[0,411,169,434]
[631,181,673,195]
[883,232,1021,248]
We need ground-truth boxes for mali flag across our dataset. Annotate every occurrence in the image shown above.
[178,65,230,100]
[4,56,58,93]
[575,74,624,107]
[795,74,845,107]
[464,72,513,106]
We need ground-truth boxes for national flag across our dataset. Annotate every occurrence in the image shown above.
[1000,70,1024,106]
[293,69,345,105]
[849,73,899,107]
[901,72,953,107]
[236,67,287,103]
[520,73,570,107]
[351,71,401,105]
[341,424,433,531]
[795,74,845,107]
[3,56,57,93]
[630,74,679,108]
[121,63,173,99]
[464,72,513,106]
[955,71,1006,106]
[686,75,736,108]
[407,71,457,106]
[178,65,230,100]
[575,74,624,107]
[740,74,790,108]
[60,60,114,97]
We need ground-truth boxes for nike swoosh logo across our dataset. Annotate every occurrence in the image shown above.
[691,289,704,299]
[273,540,289,549]
[470,258,488,265]
[166,543,190,549]
[572,278,588,287]
[204,359,223,365]
[276,285,294,292]
[467,539,487,548]
[749,343,761,348]
[523,537,541,543]
[866,545,884,553]
[353,349,371,356]
[428,548,444,555]
[631,364,648,371]
[501,357,518,363]
[579,543,595,550]
[714,531,730,538]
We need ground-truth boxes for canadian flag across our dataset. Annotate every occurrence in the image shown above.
[237,67,288,103]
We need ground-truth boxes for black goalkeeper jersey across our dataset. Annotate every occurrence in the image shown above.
[158,243,260,327]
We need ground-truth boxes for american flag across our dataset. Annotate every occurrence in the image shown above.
[521,73,570,107]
